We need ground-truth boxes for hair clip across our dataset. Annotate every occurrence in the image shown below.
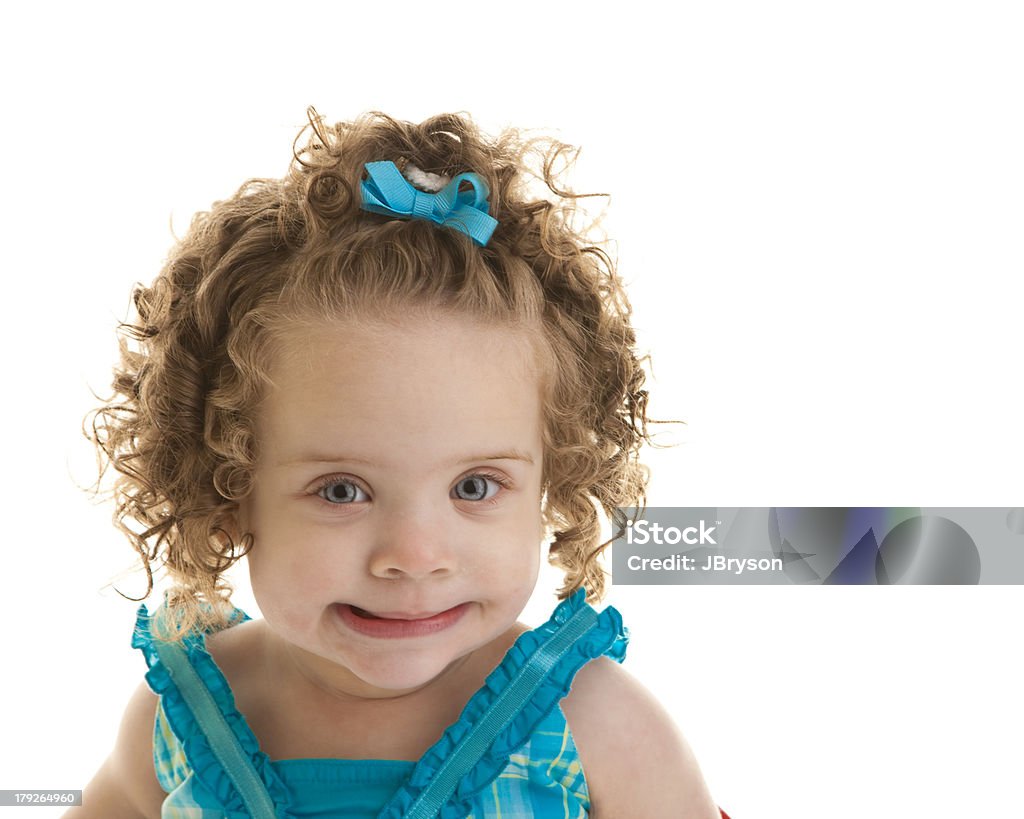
[359,160,498,247]
[401,162,451,193]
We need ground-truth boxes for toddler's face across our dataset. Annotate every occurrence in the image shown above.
[238,313,546,696]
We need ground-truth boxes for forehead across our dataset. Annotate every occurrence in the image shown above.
[256,314,546,466]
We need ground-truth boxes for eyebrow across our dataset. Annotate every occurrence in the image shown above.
[280,449,536,467]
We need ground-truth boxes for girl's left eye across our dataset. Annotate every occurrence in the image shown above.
[451,475,502,502]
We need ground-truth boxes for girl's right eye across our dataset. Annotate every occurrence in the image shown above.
[316,479,369,505]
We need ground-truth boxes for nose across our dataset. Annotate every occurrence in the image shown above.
[368,514,457,580]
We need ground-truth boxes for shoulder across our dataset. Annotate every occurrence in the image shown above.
[71,681,166,818]
[560,658,721,819]
[204,616,265,672]
[200,618,266,714]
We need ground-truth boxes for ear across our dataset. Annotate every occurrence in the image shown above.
[211,504,246,552]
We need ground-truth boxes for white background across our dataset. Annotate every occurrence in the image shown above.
[2,2,1022,817]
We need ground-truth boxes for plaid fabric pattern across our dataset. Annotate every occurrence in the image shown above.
[154,701,189,794]
[153,697,591,818]
[466,723,591,819]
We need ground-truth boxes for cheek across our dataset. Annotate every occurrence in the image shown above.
[483,518,544,577]
[246,536,342,603]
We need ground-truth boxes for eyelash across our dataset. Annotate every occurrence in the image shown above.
[310,471,513,505]
[312,475,369,505]
[453,470,512,505]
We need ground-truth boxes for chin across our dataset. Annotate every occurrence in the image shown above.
[311,608,473,692]
[346,646,466,693]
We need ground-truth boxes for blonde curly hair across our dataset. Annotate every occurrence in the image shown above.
[87,107,655,640]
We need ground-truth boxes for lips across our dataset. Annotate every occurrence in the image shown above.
[350,606,448,621]
[333,602,470,638]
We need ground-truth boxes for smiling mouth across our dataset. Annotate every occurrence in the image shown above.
[349,605,452,621]
[350,606,385,620]
[334,602,470,638]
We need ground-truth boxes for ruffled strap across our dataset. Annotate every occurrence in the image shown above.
[376,588,628,819]
[132,603,294,819]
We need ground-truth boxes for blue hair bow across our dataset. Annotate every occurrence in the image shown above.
[359,160,498,247]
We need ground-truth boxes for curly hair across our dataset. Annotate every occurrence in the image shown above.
[87,107,654,640]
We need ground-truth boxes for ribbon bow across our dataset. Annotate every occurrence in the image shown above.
[359,161,498,247]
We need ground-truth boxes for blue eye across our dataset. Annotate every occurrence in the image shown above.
[318,479,368,504]
[452,475,501,502]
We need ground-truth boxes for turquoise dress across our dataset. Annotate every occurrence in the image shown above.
[132,589,628,818]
